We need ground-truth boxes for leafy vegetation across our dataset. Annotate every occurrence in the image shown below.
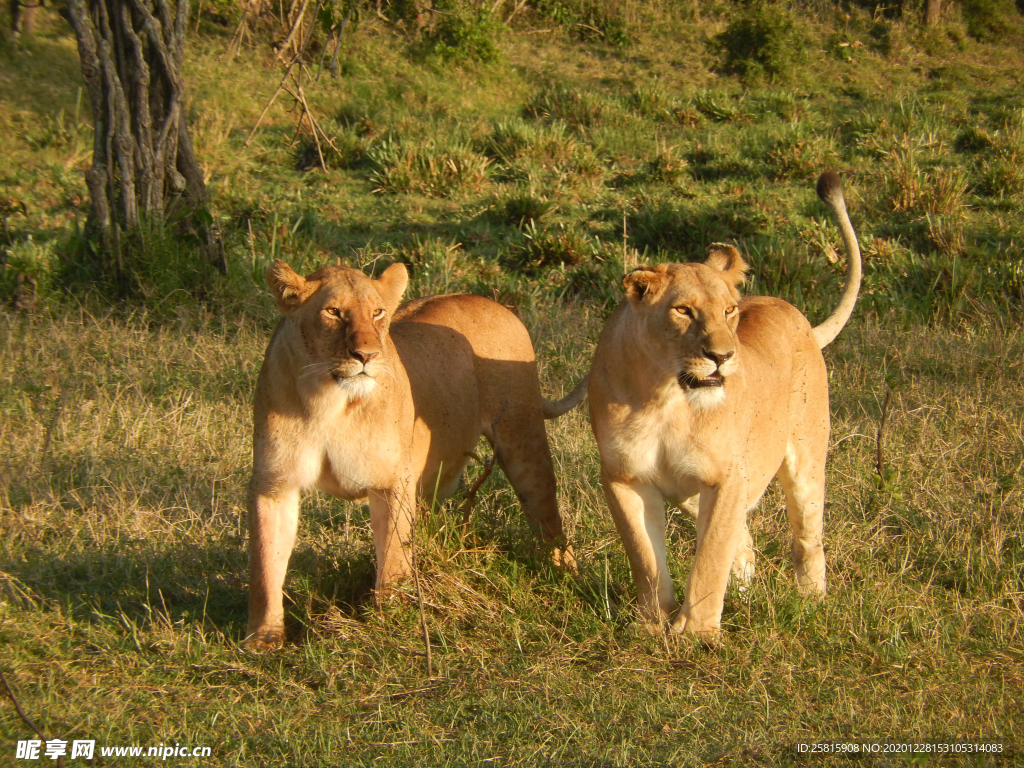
[0,0,1022,764]
[710,0,809,81]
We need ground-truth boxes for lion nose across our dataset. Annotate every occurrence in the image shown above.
[702,349,734,366]
[350,348,379,364]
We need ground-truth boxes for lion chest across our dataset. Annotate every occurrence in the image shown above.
[255,388,412,500]
[601,399,720,502]
[317,427,408,498]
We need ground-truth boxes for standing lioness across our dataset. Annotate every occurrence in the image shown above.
[588,171,861,637]
[247,261,582,648]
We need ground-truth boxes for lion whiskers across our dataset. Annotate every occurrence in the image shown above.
[298,362,333,382]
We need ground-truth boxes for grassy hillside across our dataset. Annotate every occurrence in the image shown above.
[1,1,1022,765]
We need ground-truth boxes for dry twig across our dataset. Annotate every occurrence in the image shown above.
[0,667,65,768]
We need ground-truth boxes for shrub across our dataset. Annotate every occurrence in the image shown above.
[764,132,838,181]
[627,199,760,255]
[954,125,995,153]
[416,6,502,64]
[925,214,967,256]
[531,0,631,46]
[628,85,677,119]
[55,218,224,310]
[960,0,1023,41]
[710,0,809,81]
[885,140,970,217]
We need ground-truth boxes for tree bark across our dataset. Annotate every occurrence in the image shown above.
[925,0,942,27]
[66,0,210,255]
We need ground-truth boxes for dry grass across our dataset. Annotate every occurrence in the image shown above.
[1,300,1021,765]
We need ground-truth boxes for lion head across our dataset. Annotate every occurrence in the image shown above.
[622,244,748,408]
[266,260,409,398]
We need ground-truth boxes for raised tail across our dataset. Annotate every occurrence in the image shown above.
[543,375,589,419]
[812,170,863,349]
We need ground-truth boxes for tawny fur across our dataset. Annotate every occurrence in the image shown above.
[587,170,861,637]
[247,261,581,649]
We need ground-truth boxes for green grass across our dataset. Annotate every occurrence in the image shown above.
[1,0,1023,764]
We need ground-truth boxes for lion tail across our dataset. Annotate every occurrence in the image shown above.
[812,169,863,350]
[542,375,589,419]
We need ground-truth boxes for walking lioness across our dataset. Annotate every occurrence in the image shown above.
[588,170,861,637]
[247,261,583,648]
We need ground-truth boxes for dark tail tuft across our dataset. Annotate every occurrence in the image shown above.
[817,169,843,204]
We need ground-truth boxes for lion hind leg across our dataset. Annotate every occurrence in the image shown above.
[732,524,756,589]
[485,402,566,544]
[777,442,827,596]
[685,493,755,590]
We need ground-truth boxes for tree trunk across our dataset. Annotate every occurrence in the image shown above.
[925,0,942,27]
[66,0,214,263]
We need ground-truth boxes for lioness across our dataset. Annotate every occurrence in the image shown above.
[588,170,861,637]
[247,260,584,648]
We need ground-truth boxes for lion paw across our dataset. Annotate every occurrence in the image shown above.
[245,628,285,651]
[551,545,578,574]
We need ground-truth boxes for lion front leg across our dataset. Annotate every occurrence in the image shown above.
[670,481,747,637]
[247,487,301,649]
[602,474,677,630]
[368,480,416,594]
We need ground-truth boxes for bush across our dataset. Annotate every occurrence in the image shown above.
[531,0,631,46]
[710,0,809,81]
[960,0,1023,41]
[416,6,503,63]
[56,220,224,310]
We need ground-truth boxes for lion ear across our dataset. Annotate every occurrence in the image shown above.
[623,266,668,304]
[266,260,316,314]
[375,262,409,314]
[705,243,748,288]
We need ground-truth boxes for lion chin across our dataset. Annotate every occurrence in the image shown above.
[332,371,378,399]
[683,382,727,410]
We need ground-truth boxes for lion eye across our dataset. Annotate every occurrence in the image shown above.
[372,308,385,320]
[725,306,738,316]
[324,307,342,319]
[673,306,694,318]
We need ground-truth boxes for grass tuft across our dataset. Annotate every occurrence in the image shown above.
[369,137,492,197]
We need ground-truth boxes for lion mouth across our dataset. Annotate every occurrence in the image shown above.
[679,371,724,389]
[331,369,372,382]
